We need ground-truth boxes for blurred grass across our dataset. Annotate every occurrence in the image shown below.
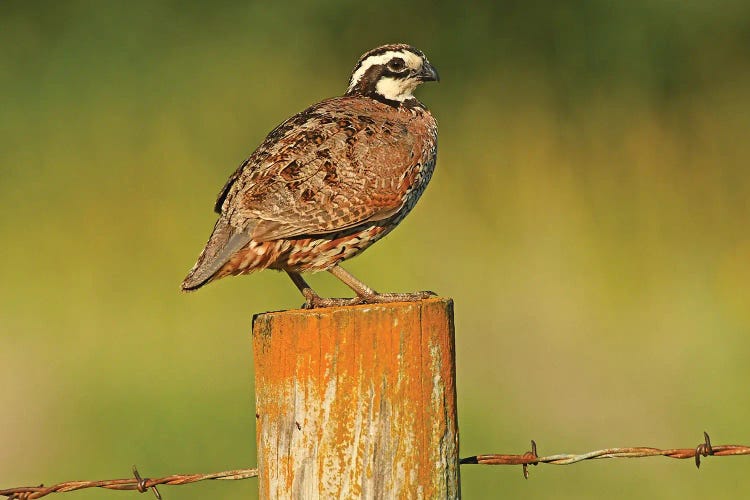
[2,1,750,498]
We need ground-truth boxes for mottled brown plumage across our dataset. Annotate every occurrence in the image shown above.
[182,44,439,308]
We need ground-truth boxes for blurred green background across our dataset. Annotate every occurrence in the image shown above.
[2,1,749,498]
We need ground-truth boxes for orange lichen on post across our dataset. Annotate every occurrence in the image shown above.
[252,297,459,499]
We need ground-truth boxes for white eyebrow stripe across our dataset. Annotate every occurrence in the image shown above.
[347,50,422,92]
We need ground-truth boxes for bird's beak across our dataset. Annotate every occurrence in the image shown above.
[417,62,440,82]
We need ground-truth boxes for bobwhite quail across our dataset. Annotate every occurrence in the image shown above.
[182,43,440,308]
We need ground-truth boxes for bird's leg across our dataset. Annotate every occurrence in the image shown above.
[285,271,363,309]
[328,265,437,304]
[286,271,319,305]
[327,265,377,296]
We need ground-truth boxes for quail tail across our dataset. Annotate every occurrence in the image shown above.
[181,218,253,291]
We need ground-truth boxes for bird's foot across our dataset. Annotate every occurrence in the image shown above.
[301,289,365,309]
[300,288,437,309]
[358,290,437,304]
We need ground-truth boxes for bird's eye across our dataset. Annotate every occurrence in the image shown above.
[387,58,406,72]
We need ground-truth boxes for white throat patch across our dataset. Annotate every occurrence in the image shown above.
[375,76,420,102]
[347,50,423,93]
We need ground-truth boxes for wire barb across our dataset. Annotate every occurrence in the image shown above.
[132,466,161,499]
[522,440,539,479]
[695,431,713,469]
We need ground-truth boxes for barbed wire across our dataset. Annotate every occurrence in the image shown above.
[2,433,748,498]
[461,432,750,479]
[0,467,258,500]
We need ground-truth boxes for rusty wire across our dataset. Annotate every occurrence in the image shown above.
[461,432,750,479]
[2,433,749,497]
[0,467,258,500]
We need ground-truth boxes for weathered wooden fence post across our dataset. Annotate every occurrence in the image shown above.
[252,297,459,499]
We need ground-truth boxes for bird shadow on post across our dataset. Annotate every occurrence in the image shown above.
[252,297,460,499]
